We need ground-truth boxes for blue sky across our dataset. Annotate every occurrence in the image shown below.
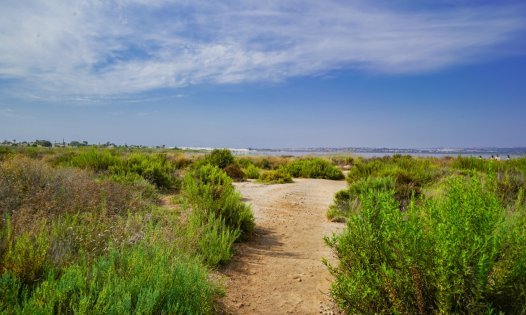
[1,0,525,148]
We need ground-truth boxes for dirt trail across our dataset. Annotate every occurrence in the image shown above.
[221,178,347,314]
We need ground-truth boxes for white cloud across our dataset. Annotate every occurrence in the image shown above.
[0,0,525,99]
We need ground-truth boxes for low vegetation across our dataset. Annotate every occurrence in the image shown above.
[243,164,261,179]
[327,155,526,313]
[5,145,523,313]
[281,157,344,180]
[54,149,180,190]
[0,147,256,313]
[258,169,293,184]
[329,155,446,220]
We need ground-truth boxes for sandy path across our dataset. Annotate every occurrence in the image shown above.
[220,178,347,314]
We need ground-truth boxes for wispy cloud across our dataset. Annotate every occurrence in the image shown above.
[0,0,525,99]
[0,107,34,119]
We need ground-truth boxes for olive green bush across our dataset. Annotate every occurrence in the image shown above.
[281,157,344,180]
[326,176,526,314]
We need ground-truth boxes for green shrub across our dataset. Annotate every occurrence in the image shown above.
[330,156,358,167]
[0,158,156,281]
[186,211,239,266]
[65,148,121,172]
[282,158,344,180]
[207,149,235,169]
[0,271,21,312]
[452,156,526,207]
[243,164,261,179]
[56,149,179,190]
[237,157,254,168]
[0,152,230,313]
[182,164,254,239]
[2,243,218,314]
[258,169,293,184]
[345,155,443,210]
[326,176,526,314]
[108,172,158,200]
[328,176,394,222]
[248,156,289,170]
[108,153,178,190]
[0,146,13,161]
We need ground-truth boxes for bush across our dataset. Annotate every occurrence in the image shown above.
[57,149,179,190]
[1,243,218,314]
[0,158,157,282]
[282,158,344,180]
[249,156,289,170]
[182,164,254,241]
[108,153,178,190]
[345,155,442,210]
[0,146,13,161]
[258,169,293,184]
[64,149,121,172]
[0,153,229,313]
[185,211,239,266]
[243,164,261,179]
[325,176,526,314]
[236,157,254,169]
[224,163,245,182]
[207,149,234,169]
[328,176,394,222]
[453,156,526,207]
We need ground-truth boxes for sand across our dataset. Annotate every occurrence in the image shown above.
[220,178,347,314]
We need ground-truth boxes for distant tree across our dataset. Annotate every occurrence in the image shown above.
[35,140,52,147]
[208,149,235,169]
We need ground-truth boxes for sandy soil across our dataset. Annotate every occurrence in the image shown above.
[220,178,347,314]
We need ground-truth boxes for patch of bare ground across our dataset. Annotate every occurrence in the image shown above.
[220,178,347,314]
